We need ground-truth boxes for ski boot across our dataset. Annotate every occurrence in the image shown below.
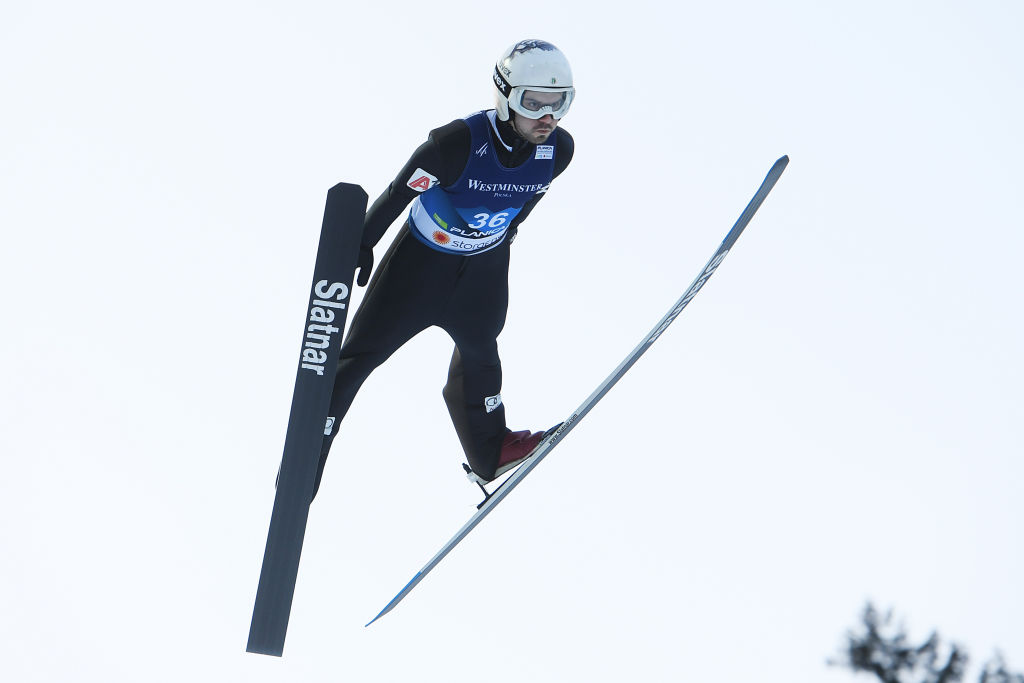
[464,424,561,486]
[495,429,550,477]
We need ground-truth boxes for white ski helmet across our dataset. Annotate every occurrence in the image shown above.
[492,39,575,122]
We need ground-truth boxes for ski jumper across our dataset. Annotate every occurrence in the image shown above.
[314,111,574,496]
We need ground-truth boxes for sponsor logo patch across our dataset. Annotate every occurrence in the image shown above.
[535,145,554,160]
[485,394,503,413]
[466,179,547,193]
[324,417,336,436]
[432,230,451,245]
[407,168,438,192]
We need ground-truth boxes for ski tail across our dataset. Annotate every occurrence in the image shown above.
[366,572,424,627]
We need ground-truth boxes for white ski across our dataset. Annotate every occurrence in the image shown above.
[367,156,790,626]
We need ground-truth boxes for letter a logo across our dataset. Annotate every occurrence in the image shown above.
[407,168,438,193]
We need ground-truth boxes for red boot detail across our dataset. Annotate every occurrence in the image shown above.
[495,429,548,477]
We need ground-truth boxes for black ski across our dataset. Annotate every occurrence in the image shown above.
[366,156,789,626]
[247,183,367,657]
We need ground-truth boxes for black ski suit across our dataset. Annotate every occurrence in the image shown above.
[313,111,573,497]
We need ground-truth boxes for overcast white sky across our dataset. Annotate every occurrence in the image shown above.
[2,1,1022,681]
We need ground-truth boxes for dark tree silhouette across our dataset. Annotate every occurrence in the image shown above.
[831,603,1019,683]
[979,655,1024,683]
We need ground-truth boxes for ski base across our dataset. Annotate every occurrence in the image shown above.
[247,183,368,657]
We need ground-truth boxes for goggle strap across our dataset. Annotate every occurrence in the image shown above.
[492,66,513,97]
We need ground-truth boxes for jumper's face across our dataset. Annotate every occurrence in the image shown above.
[513,111,557,144]
[516,90,570,118]
[509,89,571,144]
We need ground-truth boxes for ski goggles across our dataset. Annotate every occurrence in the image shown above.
[508,86,575,120]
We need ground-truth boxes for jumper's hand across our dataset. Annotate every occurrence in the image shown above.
[355,245,374,287]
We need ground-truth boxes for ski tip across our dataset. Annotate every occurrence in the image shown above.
[326,181,369,202]
[775,155,790,168]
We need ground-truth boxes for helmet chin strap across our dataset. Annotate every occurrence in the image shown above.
[508,115,532,143]
[501,114,528,145]
[492,111,535,154]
